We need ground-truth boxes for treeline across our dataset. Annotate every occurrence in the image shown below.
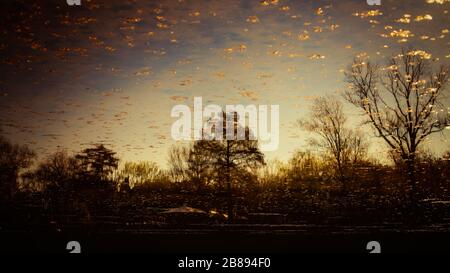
[1,48,449,225]
[1,133,449,225]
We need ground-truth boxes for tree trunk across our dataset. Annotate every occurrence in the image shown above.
[226,140,233,223]
[406,156,417,204]
[336,158,346,194]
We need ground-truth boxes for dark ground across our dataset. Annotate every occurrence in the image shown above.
[1,225,449,253]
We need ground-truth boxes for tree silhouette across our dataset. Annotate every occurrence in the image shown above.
[0,135,35,199]
[120,161,162,187]
[75,144,119,182]
[299,96,368,190]
[186,140,215,191]
[195,111,265,222]
[345,48,449,200]
[287,150,330,183]
[167,144,190,183]
[35,149,79,191]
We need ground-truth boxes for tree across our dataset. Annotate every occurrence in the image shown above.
[120,161,162,188]
[32,149,84,214]
[345,48,449,199]
[35,149,79,190]
[287,150,330,183]
[75,144,119,182]
[193,111,265,222]
[186,140,215,191]
[259,159,288,187]
[299,96,368,189]
[0,135,35,198]
[167,144,190,183]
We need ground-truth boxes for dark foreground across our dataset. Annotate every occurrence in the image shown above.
[1,225,449,253]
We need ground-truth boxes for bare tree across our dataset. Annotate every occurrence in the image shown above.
[299,96,368,189]
[346,129,369,166]
[345,48,449,199]
[168,142,216,190]
[35,149,78,190]
[186,140,215,191]
[120,161,162,187]
[0,135,35,199]
[167,144,190,183]
[287,150,330,182]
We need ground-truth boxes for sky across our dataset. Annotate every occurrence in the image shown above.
[0,0,449,168]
